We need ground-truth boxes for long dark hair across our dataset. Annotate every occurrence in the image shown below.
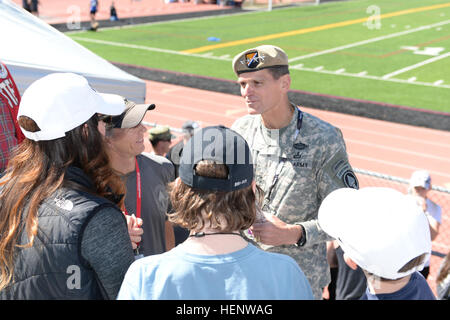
[0,114,125,290]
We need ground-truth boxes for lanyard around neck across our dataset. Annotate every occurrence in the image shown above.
[264,107,303,207]
[124,157,141,219]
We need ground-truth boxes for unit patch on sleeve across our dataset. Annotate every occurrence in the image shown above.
[323,149,359,189]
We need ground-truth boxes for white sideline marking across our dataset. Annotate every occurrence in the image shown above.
[382,52,450,79]
[408,77,417,82]
[288,20,450,62]
[335,68,346,73]
[71,37,233,61]
[290,64,450,89]
[434,80,444,85]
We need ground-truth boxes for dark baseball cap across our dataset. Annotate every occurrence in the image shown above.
[179,126,253,192]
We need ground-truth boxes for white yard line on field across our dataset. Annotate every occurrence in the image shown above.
[381,51,450,79]
[288,20,450,62]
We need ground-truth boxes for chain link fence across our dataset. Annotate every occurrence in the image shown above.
[354,168,450,295]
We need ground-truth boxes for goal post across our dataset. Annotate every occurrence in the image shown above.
[243,0,321,12]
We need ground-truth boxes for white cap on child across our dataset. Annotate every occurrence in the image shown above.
[318,187,431,280]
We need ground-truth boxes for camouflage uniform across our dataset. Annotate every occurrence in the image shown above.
[232,106,358,299]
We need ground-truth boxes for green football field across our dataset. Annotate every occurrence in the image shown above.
[70,0,450,113]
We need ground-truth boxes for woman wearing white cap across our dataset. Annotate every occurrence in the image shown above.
[0,73,135,299]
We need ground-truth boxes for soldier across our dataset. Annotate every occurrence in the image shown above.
[231,45,359,299]
[148,125,174,157]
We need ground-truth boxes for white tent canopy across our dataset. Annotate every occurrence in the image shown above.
[0,0,146,102]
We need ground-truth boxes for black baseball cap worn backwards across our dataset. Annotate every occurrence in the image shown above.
[179,126,253,192]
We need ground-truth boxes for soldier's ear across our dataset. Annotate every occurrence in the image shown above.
[280,74,291,91]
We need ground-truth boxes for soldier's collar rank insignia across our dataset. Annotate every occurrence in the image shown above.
[245,51,261,69]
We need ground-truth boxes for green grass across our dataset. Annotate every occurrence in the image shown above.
[70,0,450,113]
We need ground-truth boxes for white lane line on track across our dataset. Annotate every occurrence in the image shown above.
[151,93,243,110]
[345,138,450,163]
[349,154,450,179]
[338,125,450,149]
[150,100,240,119]
[306,107,450,134]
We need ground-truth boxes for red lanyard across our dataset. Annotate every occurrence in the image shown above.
[124,157,141,219]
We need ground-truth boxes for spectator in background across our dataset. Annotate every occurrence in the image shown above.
[22,0,31,12]
[166,120,200,178]
[319,187,435,300]
[148,125,174,157]
[0,61,25,175]
[436,252,450,300]
[117,126,314,300]
[30,0,39,16]
[110,1,118,21]
[166,120,200,246]
[0,73,134,299]
[407,170,442,279]
[99,101,175,258]
[90,0,99,31]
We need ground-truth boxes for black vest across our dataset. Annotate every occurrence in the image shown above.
[0,167,123,300]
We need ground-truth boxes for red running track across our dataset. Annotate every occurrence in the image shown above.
[142,79,450,295]
[143,80,450,189]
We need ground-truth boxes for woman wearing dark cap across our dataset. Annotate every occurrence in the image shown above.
[117,126,313,300]
[0,73,135,299]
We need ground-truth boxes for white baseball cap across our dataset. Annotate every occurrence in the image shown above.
[18,73,125,141]
[409,170,432,190]
[318,187,431,280]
